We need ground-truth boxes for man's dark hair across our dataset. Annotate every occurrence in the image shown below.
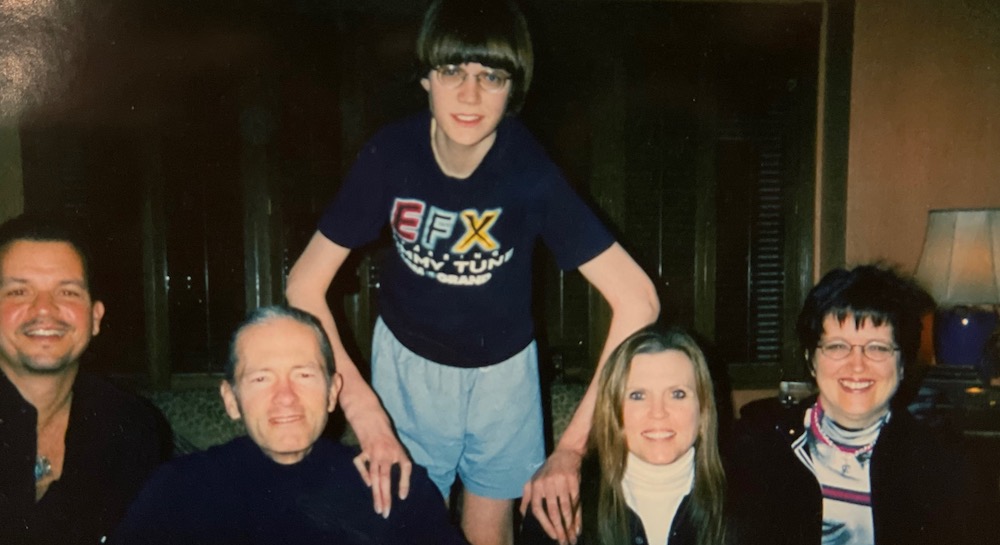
[797,264,935,373]
[417,0,533,114]
[225,305,335,384]
[0,213,95,292]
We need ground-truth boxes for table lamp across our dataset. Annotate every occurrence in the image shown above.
[915,209,1000,377]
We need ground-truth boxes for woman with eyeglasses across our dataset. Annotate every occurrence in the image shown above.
[521,326,730,545]
[727,264,988,545]
[285,1,659,543]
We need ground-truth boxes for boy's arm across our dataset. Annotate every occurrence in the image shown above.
[286,232,412,518]
[520,242,659,544]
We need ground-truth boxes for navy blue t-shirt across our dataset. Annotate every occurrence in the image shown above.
[319,111,614,367]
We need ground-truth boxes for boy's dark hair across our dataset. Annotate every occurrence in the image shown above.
[0,213,96,294]
[796,264,935,373]
[417,0,533,114]
[225,305,335,384]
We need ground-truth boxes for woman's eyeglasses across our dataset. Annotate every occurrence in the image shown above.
[816,341,899,362]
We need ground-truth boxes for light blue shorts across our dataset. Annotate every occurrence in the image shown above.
[371,318,545,500]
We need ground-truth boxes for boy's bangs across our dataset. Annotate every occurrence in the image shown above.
[428,34,520,75]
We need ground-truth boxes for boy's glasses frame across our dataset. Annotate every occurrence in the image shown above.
[432,65,511,93]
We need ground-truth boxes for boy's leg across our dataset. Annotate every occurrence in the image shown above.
[458,342,545,544]
[462,493,513,545]
[370,318,467,501]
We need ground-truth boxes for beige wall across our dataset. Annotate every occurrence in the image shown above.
[846,0,1000,272]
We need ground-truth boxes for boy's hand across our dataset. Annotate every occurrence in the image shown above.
[520,448,583,545]
[351,412,413,519]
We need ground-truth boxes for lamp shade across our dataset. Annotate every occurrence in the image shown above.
[915,208,1000,306]
[916,208,1000,370]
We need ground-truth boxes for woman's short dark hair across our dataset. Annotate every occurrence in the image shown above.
[796,264,934,372]
[417,0,533,113]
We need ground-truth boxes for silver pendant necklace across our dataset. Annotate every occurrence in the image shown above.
[35,455,52,482]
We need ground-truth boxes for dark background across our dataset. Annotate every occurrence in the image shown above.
[15,0,821,386]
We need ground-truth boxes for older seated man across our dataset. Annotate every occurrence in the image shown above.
[114,305,468,544]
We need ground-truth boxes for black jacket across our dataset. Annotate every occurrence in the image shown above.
[520,457,702,545]
[727,396,989,545]
[0,371,171,545]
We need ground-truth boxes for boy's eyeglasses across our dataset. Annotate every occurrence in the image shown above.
[433,65,511,93]
[816,341,899,362]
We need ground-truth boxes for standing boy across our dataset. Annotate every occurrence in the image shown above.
[286,1,659,544]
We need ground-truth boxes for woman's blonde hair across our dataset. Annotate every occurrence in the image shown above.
[590,326,726,545]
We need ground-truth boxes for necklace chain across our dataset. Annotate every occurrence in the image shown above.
[809,401,879,458]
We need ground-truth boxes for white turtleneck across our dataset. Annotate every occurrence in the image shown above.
[622,447,695,545]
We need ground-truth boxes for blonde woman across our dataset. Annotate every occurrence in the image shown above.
[522,326,728,545]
